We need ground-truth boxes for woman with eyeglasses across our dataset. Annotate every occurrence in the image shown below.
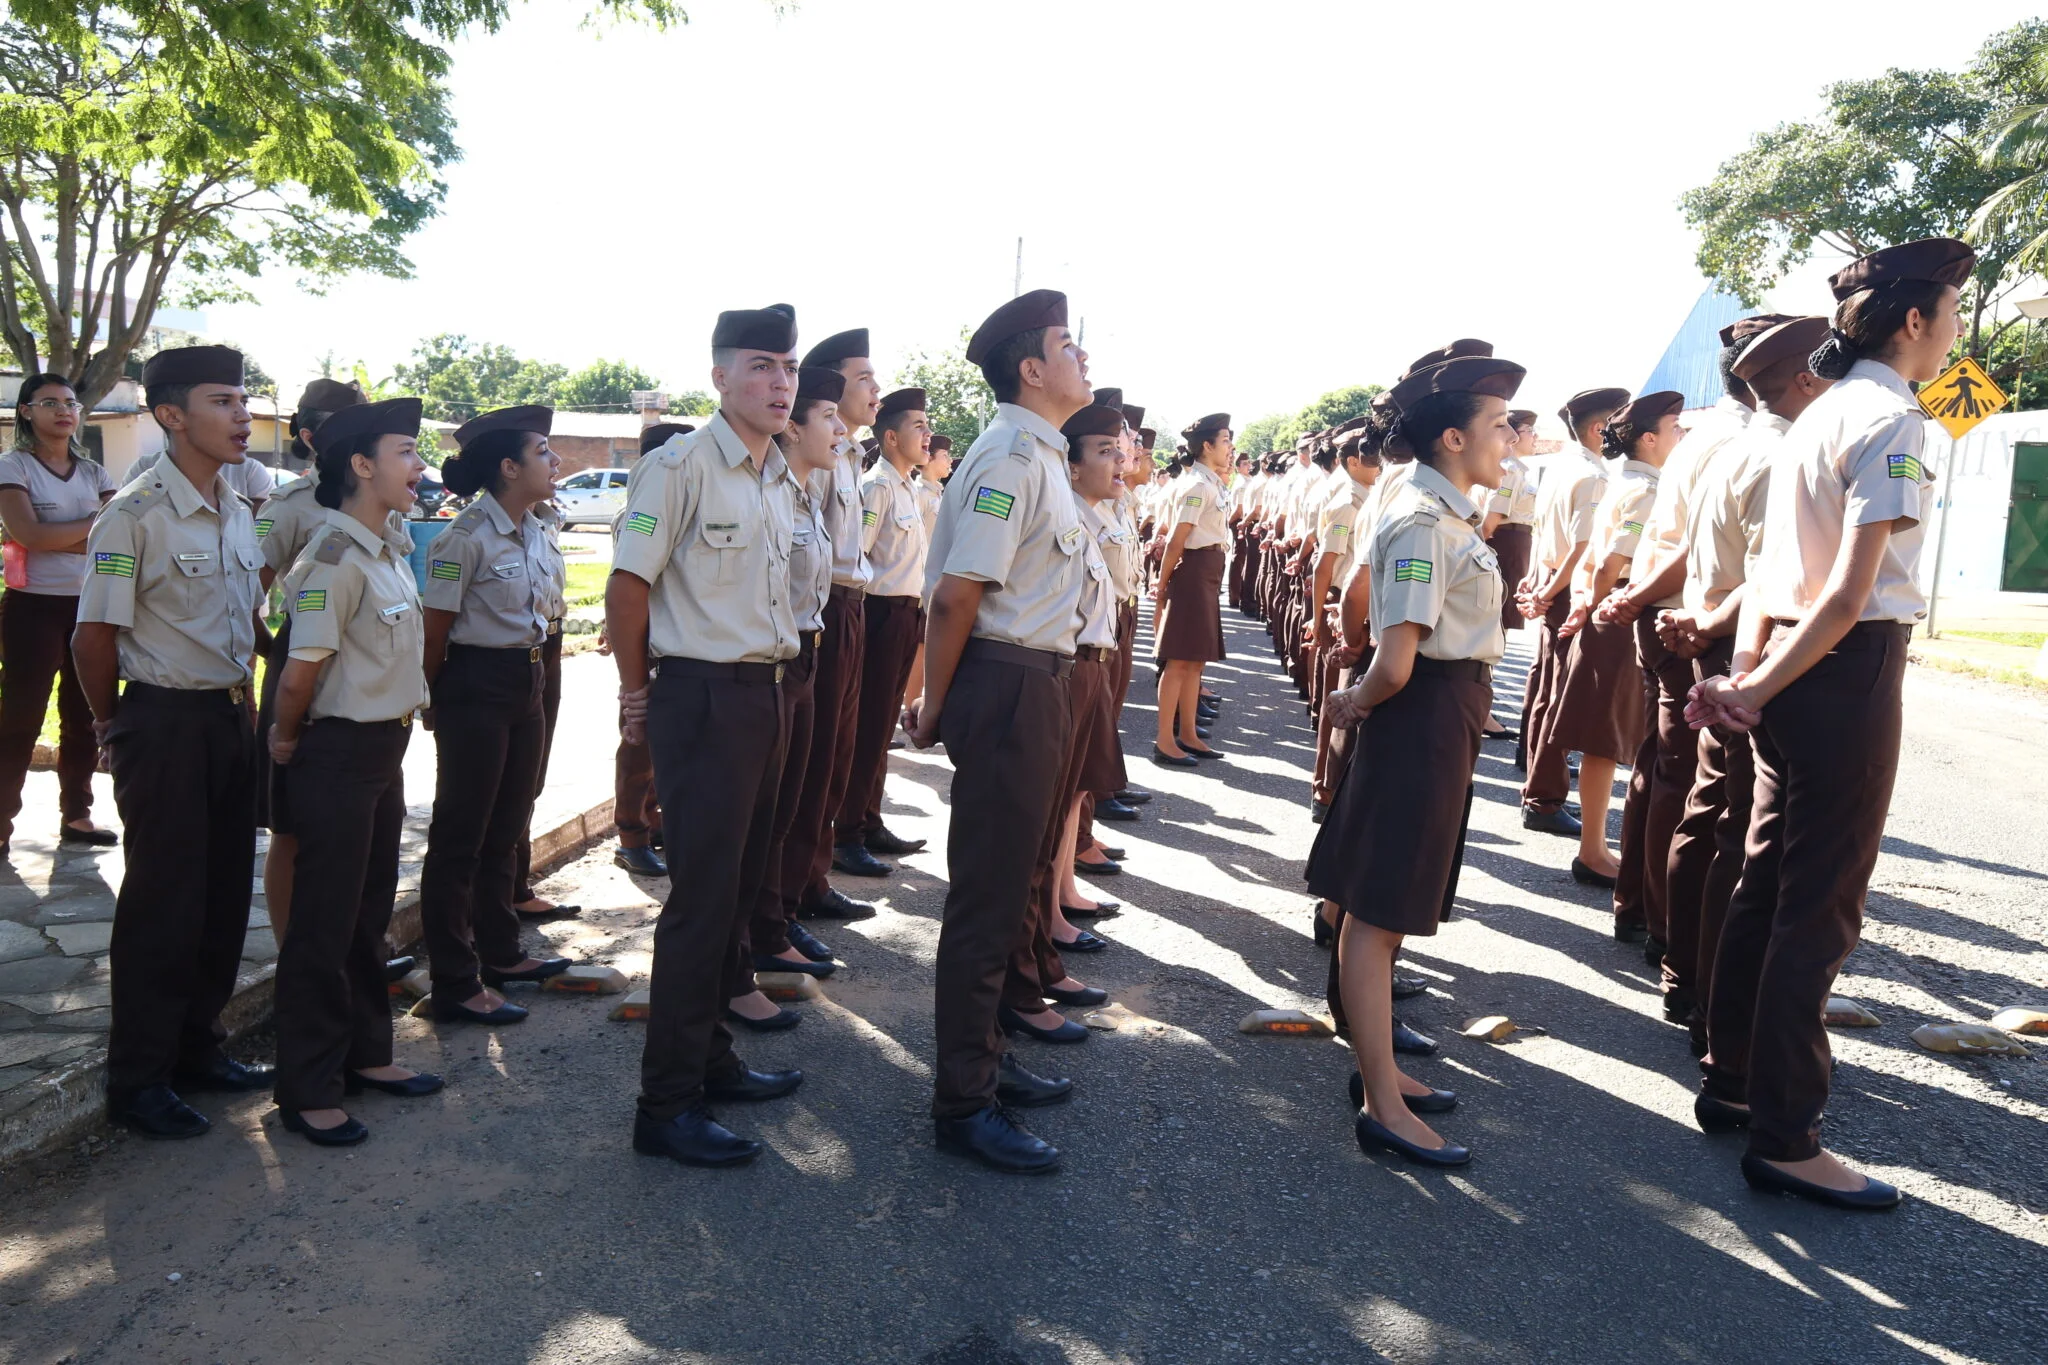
[0,376,118,855]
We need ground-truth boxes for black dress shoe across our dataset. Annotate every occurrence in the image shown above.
[831,843,894,877]
[1310,800,1330,825]
[649,829,663,851]
[934,1103,1060,1173]
[1194,726,1213,740]
[996,1053,1072,1107]
[1571,859,1617,889]
[1392,972,1429,1000]
[615,844,668,877]
[172,1055,275,1093]
[998,1003,1089,1043]
[865,826,927,856]
[1096,797,1141,822]
[887,738,905,751]
[726,1005,801,1032]
[1390,1017,1438,1056]
[1644,935,1667,969]
[1612,919,1648,944]
[108,1084,209,1139]
[383,955,417,983]
[1045,982,1108,1007]
[634,1105,761,1167]
[705,1065,804,1102]
[1355,1112,1470,1166]
[1694,1093,1750,1133]
[1523,807,1583,837]
[1349,1072,1459,1114]
[516,900,581,919]
[1052,930,1107,954]
[1061,900,1119,919]
[1482,725,1519,743]
[1074,857,1121,878]
[786,922,834,962]
[1741,1153,1901,1210]
[481,957,573,987]
[1662,989,1695,1024]
[345,1070,445,1098]
[1313,909,1335,949]
[1151,747,1198,768]
[1114,788,1153,805]
[431,997,529,1026]
[59,824,119,847]
[279,1108,369,1146]
[753,951,835,978]
[1187,746,1225,762]
[799,887,877,921]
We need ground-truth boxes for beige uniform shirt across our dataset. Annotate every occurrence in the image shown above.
[791,470,833,632]
[1631,396,1751,606]
[422,492,566,648]
[611,412,799,664]
[1082,496,1139,605]
[1075,505,1118,650]
[925,402,1085,656]
[1756,359,1933,624]
[258,474,411,583]
[1170,465,1231,549]
[824,444,872,591]
[1531,444,1608,574]
[860,458,926,598]
[1370,462,1504,665]
[0,450,117,594]
[127,447,276,505]
[284,512,429,722]
[1480,454,1538,528]
[1317,473,1374,586]
[916,477,944,541]
[1683,412,1789,614]
[1360,459,1416,555]
[77,456,262,690]
[1574,459,1661,596]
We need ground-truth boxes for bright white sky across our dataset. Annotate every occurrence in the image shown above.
[209,0,2045,440]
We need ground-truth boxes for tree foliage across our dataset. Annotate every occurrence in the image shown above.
[1237,383,1384,457]
[556,358,663,412]
[894,328,996,450]
[390,335,677,421]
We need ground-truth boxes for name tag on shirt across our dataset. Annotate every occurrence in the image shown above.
[379,602,412,622]
[1058,526,1084,554]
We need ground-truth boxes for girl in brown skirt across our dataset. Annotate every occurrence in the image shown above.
[1545,391,1682,893]
[1151,415,1233,766]
[1310,354,1522,1168]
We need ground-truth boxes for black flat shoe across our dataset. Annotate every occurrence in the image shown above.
[753,951,836,978]
[1052,931,1107,954]
[1313,910,1335,949]
[1392,972,1429,1000]
[1074,857,1121,878]
[59,824,119,847]
[1187,746,1224,761]
[431,997,529,1026]
[1044,983,1108,1007]
[1481,726,1518,743]
[615,844,668,877]
[1114,788,1153,805]
[998,1003,1088,1044]
[1612,919,1648,944]
[107,1084,209,1139]
[1194,726,1213,740]
[1662,989,1696,1024]
[995,1053,1072,1107]
[279,1108,369,1146]
[798,887,877,921]
[634,1105,760,1167]
[345,1070,445,1098]
[172,1055,276,1093]
[1094,797,1141,823]
[726,1005,801,1032]
[1355,1112,1470,1167]
[1391,1017,1438,1056]
[1695,1093,1750,1133]
[1151,747,1198,769]
[865,826,927,856]
[481,957,573,987]
[1523,807,1583,837]
[1091,844,1127,861]
[383,955,417,983]
[1644,935,1667,969]
[705,1065,804,1102]
[1572,859,1618,889]
[1349,1072,1460,1114]
[516,901,581,919]
[935,1103,1060,1173]
[786,922,835,962]
[831,843,894,878]
[1741,1153,1901,1210]
[1062,900,1119,919]
[1310,799,1330,825]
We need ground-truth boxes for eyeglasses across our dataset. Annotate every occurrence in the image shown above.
[26,399,82,413]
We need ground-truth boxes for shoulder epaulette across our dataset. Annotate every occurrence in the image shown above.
[1006,427,1036,462]
[312,528,352,564]
[105,479,162,517]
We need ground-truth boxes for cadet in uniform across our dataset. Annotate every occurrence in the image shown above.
[1152,414,1232,766]
[898,432,953,721]
[1307,421,1381,820]
[73,345,271,1138]
[1690,237,1974,1210]
[609,304,805,1169]
[907,289,1091,1173]
[268,397,441,1144]
[1475,409,1538,740]
[612,422,693,881]
[419,405,576,1025]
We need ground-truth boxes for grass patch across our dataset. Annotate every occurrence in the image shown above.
[1945,628,2047,651]
[565,561,609,610]
[1910,649,2048,692]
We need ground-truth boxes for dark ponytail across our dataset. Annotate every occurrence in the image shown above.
[443,427,530,499]
[1599,418,1642,460]
[289,409,335,464]
[1809,278,1949,382]
[314,432,379,509]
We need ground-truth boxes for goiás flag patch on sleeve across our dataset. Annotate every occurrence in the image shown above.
[973,487,1015,521]
[93,551,136,578]
[295,588,328,612]
[1393,557,1433,584]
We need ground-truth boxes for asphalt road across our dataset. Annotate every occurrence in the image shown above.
[3,606,2046,1365]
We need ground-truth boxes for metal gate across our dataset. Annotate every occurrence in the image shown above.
[2006,442,2048,592]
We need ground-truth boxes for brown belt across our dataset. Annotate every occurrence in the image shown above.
[1410,657,1493,685]
[829,583,865,602]
[962,637,1075,678]
[653,656,787,684]
[1075,645,1116,662]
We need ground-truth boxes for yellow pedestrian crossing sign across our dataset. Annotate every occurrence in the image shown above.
[1918,356,2007,438]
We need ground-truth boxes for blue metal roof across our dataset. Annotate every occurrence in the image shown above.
[1641,287,1750,409]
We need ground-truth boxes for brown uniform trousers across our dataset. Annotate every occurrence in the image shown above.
[1227,521,1249,611]
[104,683,257,1095]
[781,587,862,914]
[1076,600,1137,851]
[641,661,788,1120]
[835,593,923,845]
[1703,622,1908,1162]
[1661,638,1747,1015]
[1519,593,1575,811]
[739,630,819,985]
[0,590,96,841]
[933,643,1072,1119]
[1613,616,1701,938]
[614,730,660,850]
[513,629,563,903]
[274,718,409,1111]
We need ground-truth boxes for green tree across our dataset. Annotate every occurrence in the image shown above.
[1237,413,1290,458]
[671,389,716,417]
[390,333,564,422]
[895,328,995,449]
[557,358,662,412]
[1970,27,2048,306]
[1237,383,1384,458]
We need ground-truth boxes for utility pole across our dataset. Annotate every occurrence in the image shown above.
[1013,237,1023,298]
[1078,317,1086,347]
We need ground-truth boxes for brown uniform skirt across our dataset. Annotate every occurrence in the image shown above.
[1545,606,1647,764]
[1305,660,1488,937]
[1158,544,1225,662]
[1486,523,1533,634]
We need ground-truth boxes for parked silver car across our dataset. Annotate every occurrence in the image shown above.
[553,467,630,530]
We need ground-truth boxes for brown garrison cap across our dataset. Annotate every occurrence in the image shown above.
[1402,338,1494,379]
[639,422,695,455]
[1123,402,1145,429]
[1732,315,1832,381]
[876,387,927,419]
[1829,237,1977,301]
[1717,313,1798,348]
[795,366,847,408]
[1387,357,1526,413]
[1612,390,1684,428]
[928,433,952,453]
[1062,405,1125,441]
[142,345,243,389]
[312,397,422,459]
[1183,413,1231,444]
[966,289,1068,365]
[1508,409,1538,428]
[294,377,364,414]
[454,404,552,448]
[1092,387,1124,410]
[802,328,869,369]
[1560,387,1631,426]
[712,304,798,353]
[1137,427,1157,449]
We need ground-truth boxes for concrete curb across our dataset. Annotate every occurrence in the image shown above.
[0,796,618,1170]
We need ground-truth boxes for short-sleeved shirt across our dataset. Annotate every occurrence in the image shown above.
[126,447,275,505]
[1480,454,1537,528]
[1317,473,1374,587]
[76,455,262,690]
[860,457,926,598]
[1360,459,1417,554]
[1575,459,1661,595]
[283,511,429,722]
[0,450,116,594]
[1081,495,1138,604]
[791,470,833,631]
[1756,359,1932,624]
[257,475,411,584]
[824,444,872,591]
[924,402,1085,656]
[421,491,566,648]
[611,411,799,664]
[916,477,944,541]
[1530,444,1608,574]
[1169,465,1231,549]
[1075,502,1118,650]
[1630,395,1751,606]
[1684,412,1789,614]
[1369,461,1504,665]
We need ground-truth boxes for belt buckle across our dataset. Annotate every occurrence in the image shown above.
[774,662,786,683]
[529,646,542,662]
[401,710,414,728]
[229,684,248,705]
